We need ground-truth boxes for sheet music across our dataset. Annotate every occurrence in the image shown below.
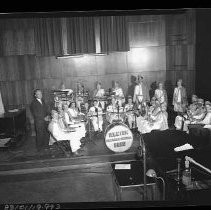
[115,164,131,170]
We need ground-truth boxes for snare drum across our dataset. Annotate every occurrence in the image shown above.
[104,122,133,153]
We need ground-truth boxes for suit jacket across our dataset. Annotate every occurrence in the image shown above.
[30,98,49,124]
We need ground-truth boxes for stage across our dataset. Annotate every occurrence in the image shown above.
[0,128,211,204]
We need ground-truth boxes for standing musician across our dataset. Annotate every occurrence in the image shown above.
[154,82,168,105]
[106,97,125,124]
[124,95,136,129]
[88,100,104,132]
[172,79,187,113]
[112,81,125,107]
[93,82,106,110]
[133,75,150,107]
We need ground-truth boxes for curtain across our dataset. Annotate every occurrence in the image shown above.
[66,17,96,54]
[99,16,130,53]
[0,18,35,56]
[34,18,64,57]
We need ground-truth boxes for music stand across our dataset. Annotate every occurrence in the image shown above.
[111,160,156,201]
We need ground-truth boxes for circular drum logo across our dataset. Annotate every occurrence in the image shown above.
[105,124,133,153]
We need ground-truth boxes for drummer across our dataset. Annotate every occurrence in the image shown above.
[88,99,104,132]
[124,95,136,129]
[106,97,124,124]
[93,82,105,110]
[112,81,125,107]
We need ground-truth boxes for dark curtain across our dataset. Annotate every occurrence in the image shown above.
[99,16,130,53]
[66,17,96,54]
[34,18,64,57]
[0,18,35,56]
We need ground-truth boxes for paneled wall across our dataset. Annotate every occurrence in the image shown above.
[165,10,195,101]
[0,11,195,122]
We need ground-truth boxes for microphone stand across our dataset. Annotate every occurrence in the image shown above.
[139,132,147,201]
[95,107,100,132]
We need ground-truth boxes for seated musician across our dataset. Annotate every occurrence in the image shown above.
[175,94,198,130]
[88,100,104,132]
[133,75,150,107]
[59,82,73,95]
[48,110,82,156]
[154,82,168,105]
[67,102,86,137]
[106,97,124,124]
[182,100,211,133]
[112,81,125,107]
[124,95,136,129]
[93,82,105,110]
[137,101,168,134]
[175,97,206,131]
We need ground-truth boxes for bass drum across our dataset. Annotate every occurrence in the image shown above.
[104,122,133,153]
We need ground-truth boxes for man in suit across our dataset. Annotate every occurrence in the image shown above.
[30,89,50,152]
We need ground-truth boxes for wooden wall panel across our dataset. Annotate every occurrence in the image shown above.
[95,52,127,75]
[127,46,166,72]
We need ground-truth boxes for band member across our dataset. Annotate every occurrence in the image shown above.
[133,75,150,106]
[124,96,135,129]
[68,102,86,138]
[62,103,86,140]
[59,82,73,95]
[178,98,207,132]
[75,82,85,111]
[88,100,104,132]
[106,97,124,124]
[182,101,211,133]
[154,82,168,105]
[48,110,82,156]
[137,102,168,134]
[175,94,199,130]
[172,79,187,113]
[30,89,50,152]
[112,81,125,107]
[93,82,105,110]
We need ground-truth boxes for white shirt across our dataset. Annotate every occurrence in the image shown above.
[174,87,182,103]
[36,98,42,104]
[113,88,124,98]
[95,89,105,98]
[68,108,78,118]
[134,84,143,102]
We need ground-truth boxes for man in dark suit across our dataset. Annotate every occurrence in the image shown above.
[30,89,50,152]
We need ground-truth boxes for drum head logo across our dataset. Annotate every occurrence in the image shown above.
[105,124,133,153]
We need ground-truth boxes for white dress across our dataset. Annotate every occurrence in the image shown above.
[48,120,81,153]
